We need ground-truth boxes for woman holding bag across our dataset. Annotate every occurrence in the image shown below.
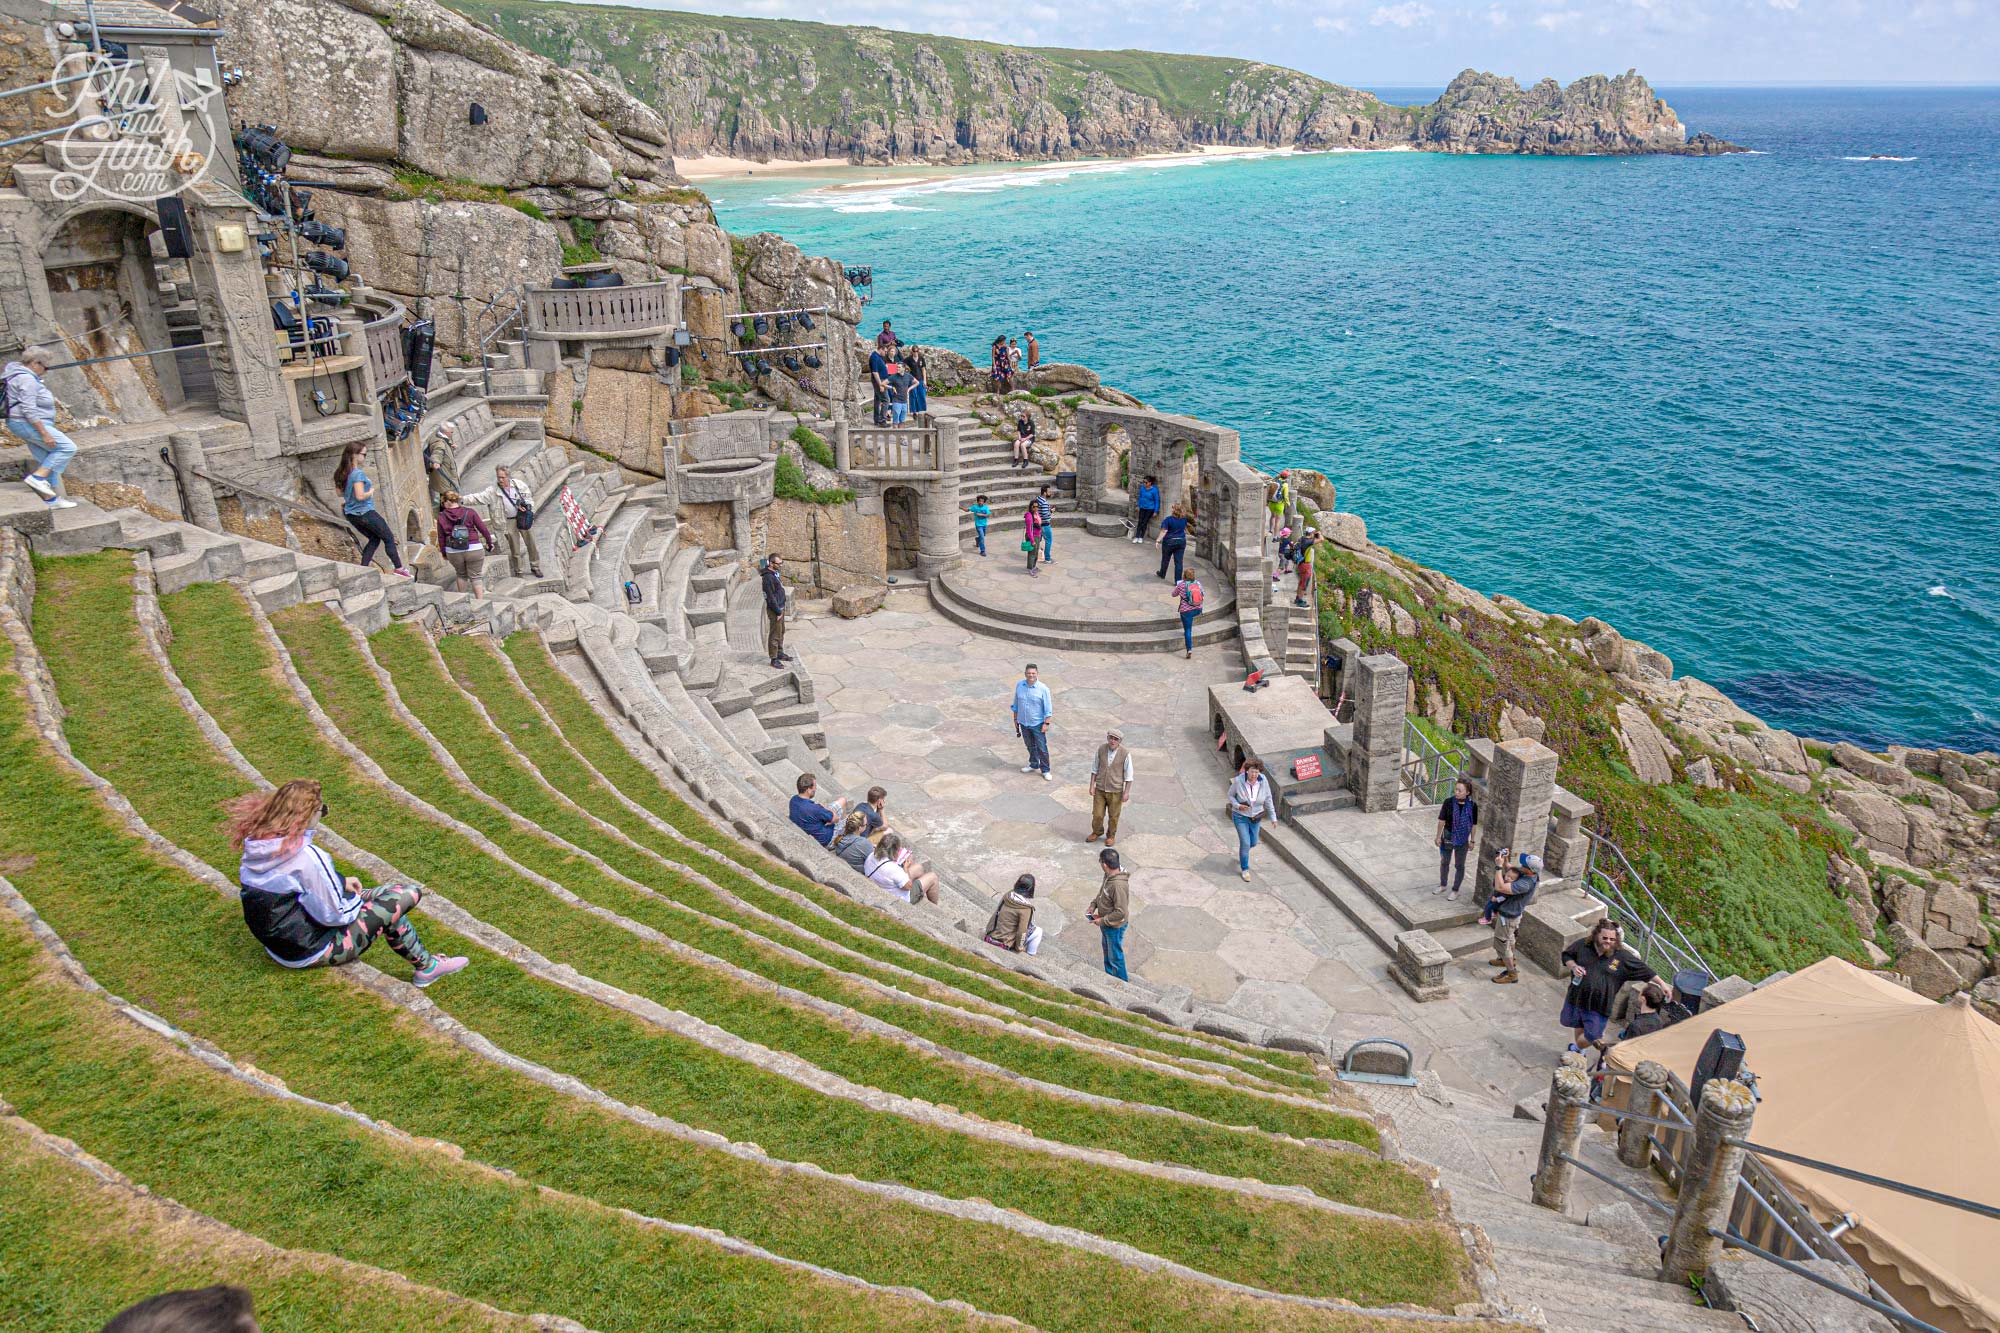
[462,464,543,579]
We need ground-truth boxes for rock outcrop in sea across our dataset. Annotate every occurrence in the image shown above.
[444,0,1742,162]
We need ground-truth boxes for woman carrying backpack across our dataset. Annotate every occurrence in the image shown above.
[435,490,494,600]
[982,873,1042,954]
[333,443,412,578]
[1173,575,1204,658]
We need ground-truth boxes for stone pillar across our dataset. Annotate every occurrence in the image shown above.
[1075,415,1107,507]
[656,433,680,523]
[1531,1064,1593,1211]
[166,431,222,532]
[1263,602,1293,670]
[1473,738,1559,905]
[728,498,750,553]
[914,419,962,578]
[1389,930,1450,1001]
[1347,653,1407,814]
[1619,1059,1671,1169]
[1660,1079,1757,1285]
[182,191,286,456]
[1545,787,1594,881]
[833,421,851,472]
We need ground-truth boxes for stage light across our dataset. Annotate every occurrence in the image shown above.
[238,125,290,171]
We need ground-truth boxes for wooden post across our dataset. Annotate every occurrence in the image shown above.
[1660,1078,1756,1285]
[1531,1064,1592,1211]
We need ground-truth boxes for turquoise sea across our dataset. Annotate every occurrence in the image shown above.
[704,88,2000,750]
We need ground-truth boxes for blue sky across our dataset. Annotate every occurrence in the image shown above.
[534,0,1997,87]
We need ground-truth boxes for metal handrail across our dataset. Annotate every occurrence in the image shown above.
[475,285,526,397]
[1400,716,1466,804]
[1593,1065,1922,1326]
[1578,827,1713,979]
[1726,1139,2000,1221]
[1709,1231,1947,1333]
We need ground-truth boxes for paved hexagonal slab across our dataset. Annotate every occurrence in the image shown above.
[1133,904,1228,953]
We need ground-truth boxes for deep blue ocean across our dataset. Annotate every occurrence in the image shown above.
[704,88,2000,750]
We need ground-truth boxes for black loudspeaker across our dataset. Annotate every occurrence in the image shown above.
[550,276,580,290]
[402,319,436,392]
[663,346,680,368]
[155,196,192,259]
[469,103,488,126]
[1690,1029,1746,1105]
[582,270,624,289]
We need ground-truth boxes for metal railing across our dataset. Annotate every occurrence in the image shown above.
[848,426,940,475]
[474,286,526,396]
[1578,827,1713,979]
[1400,716,1467,804]
[1590,1066,1943,1332]
[524,279,679,340]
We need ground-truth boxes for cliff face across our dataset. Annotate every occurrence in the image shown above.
[442,0,1738,162]
[211,0,862,391]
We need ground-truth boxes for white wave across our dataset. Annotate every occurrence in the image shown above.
[1842,155,1917,162]
[1927,584,1953,598]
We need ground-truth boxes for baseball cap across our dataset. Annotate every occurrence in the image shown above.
[1519,853,1544,873]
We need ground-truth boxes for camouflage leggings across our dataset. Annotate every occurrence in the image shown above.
[325,883,434,971]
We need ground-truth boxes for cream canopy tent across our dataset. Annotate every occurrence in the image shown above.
[1608,958,2000,1333]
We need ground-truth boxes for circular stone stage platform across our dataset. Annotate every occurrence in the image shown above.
[928,530,1240,653]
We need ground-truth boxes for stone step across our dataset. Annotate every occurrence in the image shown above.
[247,571,304,613]
[927,579,1237,654]
[1259,822,1401,957]
[1281,788,1354,817]
[686,587,728,628]
[36,503,125,554]
[690,566,733,595]
[933,566,1236,635]
[755,703,819,731]
[0,485,55,538]
[338,586,391,635]
[748,669,801,702]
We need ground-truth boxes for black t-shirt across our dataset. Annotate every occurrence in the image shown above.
[1560,942,1656,1016]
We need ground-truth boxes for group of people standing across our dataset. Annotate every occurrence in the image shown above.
[990,330,1039,392]
[334,442,546,599]
[869,321,929,427]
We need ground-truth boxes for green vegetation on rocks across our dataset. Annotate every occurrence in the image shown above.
[1314,546,1862,977]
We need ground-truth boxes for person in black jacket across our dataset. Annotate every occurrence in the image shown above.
[1560,919,1655,1052]
[762,554,790,668]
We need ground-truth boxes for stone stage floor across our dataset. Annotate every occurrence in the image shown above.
[942,520,1232,623]
[791,533,1575,1108]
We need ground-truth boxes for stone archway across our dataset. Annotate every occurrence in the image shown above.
[38,207,189,421]
[883,485,921,571]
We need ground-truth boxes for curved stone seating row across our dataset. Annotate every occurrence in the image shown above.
[20,501,1349,1063]
[0,585,1421,1332]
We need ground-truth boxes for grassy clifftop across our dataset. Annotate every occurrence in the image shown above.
[447,0,1352,136]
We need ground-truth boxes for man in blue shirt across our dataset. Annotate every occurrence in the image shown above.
[1132,474,1161,543]
[867,346,890,426]
[1010,663,1054,780]
[788,773,845,846]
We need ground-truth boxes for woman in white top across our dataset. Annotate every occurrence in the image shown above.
[862,831,940,905]
[1226,758,1279,882]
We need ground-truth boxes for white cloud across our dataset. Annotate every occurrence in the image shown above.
[1369,1,1432,27]
[1766,0,1800,9]
[1485,3,1509,25]
[1531,7,1584,28]
[1313,13,1354,31]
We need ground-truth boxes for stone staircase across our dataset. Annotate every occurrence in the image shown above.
[1366,1078,1752,1333]
[950,422,1083,544]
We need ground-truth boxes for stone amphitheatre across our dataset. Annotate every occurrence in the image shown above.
[0,0,1995,1330]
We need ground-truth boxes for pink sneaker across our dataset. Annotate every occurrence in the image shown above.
[412,955,468,987]
[392,567,414,579]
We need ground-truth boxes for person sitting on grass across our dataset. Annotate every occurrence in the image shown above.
[829,810,876,875]
[863,831,940,905]
[788,773,845,847]
[228,779,466,987]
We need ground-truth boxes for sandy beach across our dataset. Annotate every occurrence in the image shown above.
[677,143,1290,182]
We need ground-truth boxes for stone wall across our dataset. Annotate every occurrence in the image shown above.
[765,497,886,596]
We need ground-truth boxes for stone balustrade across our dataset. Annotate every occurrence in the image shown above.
[838,424,941,476]
[525,280,681,341]
[359,295,408,395]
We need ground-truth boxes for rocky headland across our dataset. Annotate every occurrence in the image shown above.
[443,0,1741,163]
